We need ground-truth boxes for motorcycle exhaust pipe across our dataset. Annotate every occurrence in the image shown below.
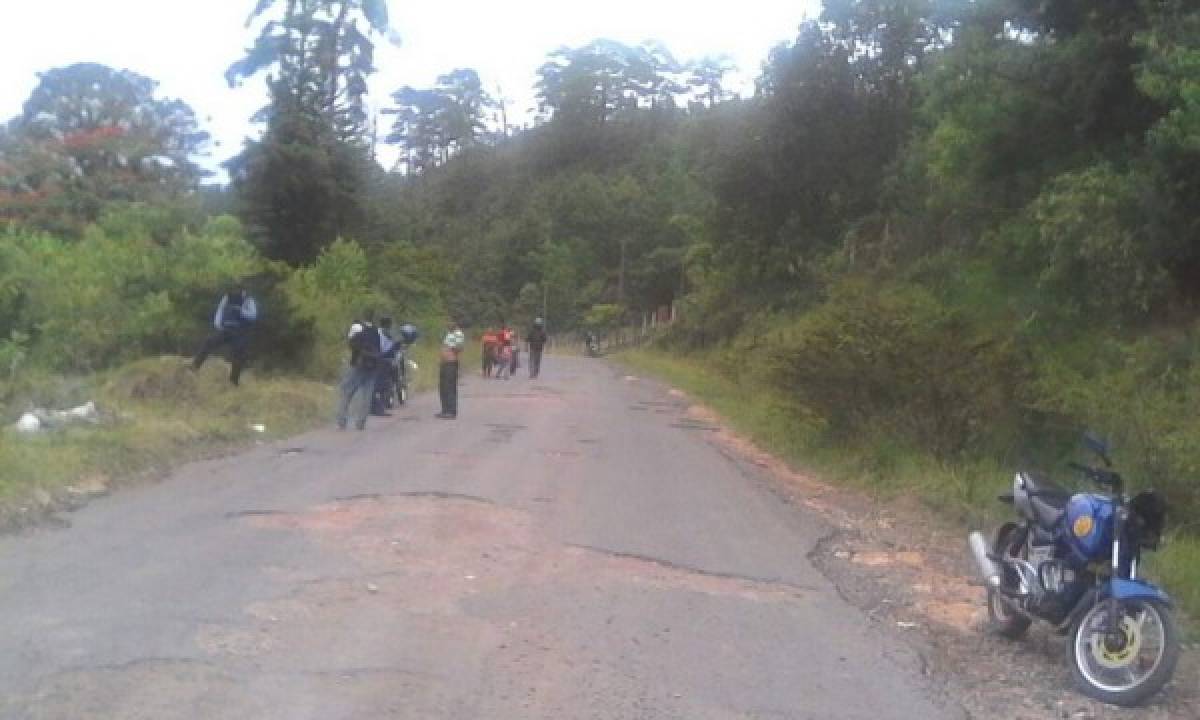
[968,531,1002,589]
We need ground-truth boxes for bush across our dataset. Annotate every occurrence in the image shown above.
[282,238,389,377]
[0,210,262,374]
[1016,165,1170,320]
[1030,331,1200,523]
[766,279,1026,457]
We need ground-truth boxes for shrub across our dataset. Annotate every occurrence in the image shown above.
[0,212,262,374]
[282,238,389,377]
[1017,165,1170,320]
[1030,331,1200,523]
[767,279,1026,457]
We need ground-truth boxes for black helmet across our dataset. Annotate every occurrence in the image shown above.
[398,323,419,344]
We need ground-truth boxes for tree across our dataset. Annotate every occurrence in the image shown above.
[225,0,395,265]
[1,63,209,234]
[384,68,494,173]
[227,0,394,140]
[536,40,660,127]
[688,55,735,107]
[435,68,494,149]
[385,87,449,173]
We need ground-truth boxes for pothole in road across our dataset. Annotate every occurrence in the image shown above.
[486,423,526,444]
[538,449,580,459]
[234,494,814,620]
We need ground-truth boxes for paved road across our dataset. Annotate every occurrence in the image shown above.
[0,358,954,719]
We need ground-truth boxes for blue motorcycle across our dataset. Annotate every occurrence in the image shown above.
[968,433,1178,706]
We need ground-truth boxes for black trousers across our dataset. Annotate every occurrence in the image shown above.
[529,345,544,377]
[439,361,459,416]
[193,328,249,385]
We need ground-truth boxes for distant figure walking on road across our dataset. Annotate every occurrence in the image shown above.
[527,318,548,378]
[481,328,499,378]
[494,342,513,380]
[192,285,259,386]
[437,321,465,419]
[336,310,382,431]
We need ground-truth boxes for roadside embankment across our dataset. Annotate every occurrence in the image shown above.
[617,348,1200,631]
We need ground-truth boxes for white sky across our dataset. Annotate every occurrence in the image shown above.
[0,0,821,178]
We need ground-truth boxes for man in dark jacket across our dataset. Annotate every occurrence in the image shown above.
[527,317,548,379]
[336,310,382,431]
[192,285,259,385]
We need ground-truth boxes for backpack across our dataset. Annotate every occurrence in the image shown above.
[350,322,381,368]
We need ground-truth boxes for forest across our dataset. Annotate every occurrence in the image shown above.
[1,1,1198,604]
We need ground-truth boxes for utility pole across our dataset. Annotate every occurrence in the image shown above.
[618,236,627,306]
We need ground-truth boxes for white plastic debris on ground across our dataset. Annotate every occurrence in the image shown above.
[15,413,41,433]
[53,401,99,424]
[13,401,101,435]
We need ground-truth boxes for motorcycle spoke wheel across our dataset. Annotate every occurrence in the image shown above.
[1070,600,1177,705]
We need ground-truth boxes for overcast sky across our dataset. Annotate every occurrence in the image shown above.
[1,0,821,177]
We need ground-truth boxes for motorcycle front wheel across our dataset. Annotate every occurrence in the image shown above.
[988,523,1031,639]
[1067,598,1180,707]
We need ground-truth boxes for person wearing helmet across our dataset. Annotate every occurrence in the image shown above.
[527,317,548,379]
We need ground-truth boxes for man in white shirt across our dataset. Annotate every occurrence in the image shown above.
[437,321,465,419]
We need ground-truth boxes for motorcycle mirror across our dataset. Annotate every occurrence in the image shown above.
[1083,431,1112,466]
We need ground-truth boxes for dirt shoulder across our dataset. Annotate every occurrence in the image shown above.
[681,399,1200,720]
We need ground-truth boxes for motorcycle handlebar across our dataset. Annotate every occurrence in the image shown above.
[1068,462,1122,490]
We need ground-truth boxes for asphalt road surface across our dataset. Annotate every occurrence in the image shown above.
[0,357,955,719]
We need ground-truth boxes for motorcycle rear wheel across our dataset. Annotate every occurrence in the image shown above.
[1068,598,1180,707]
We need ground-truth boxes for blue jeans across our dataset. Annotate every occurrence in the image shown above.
[336,364,376,429]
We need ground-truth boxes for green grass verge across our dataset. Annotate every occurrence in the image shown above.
[0,340,480,516]
[0,356,332,513]
[618,348,1198,631]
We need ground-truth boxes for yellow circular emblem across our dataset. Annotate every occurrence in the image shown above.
[1073,515,1094,538]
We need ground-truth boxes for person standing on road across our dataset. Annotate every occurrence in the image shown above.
[371,316,397,417]
[336,310,382,431]
[510,329,520,376]
[481,328,499,378]
[437,321,465,419]
[527,318,548,379]
[192,285,259,386]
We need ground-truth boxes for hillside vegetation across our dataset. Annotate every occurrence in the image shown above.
[1,1,1197,606]
[370,1,1200,612]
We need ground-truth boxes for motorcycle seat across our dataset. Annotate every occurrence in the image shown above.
[1022,471,1070,528]
[1022,471,1070,499]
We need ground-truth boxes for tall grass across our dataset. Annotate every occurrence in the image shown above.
[0,356,330,508]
